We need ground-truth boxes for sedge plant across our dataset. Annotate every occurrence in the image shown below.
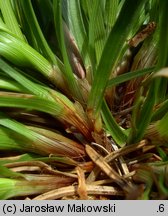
[0,0,168,200]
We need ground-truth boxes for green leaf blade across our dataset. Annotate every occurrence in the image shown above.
[87,0,147,118]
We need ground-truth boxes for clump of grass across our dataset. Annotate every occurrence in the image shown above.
[0,0,168,200]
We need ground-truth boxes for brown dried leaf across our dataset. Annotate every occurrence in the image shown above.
[85,145,127,189]
[76,166,88,199]
[86,140,147,183]
[105,139,148,163]
[10,166,41,173]
[5,161,77,178]
[33,185,124,200]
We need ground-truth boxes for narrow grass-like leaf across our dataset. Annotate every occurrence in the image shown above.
[0,153,77,167]
[107,67,155,88]
[20,0,56,64]
[156,112,168,140]
[62,0,88,63]
[87,0,147,118]
[11,0,39,48]
[154,1,168,103]
[89,0,106,63]
[0,17,10,32]
[105,0,119,32]
[157,1,168,69]
[0,0,167,200]
[0,0,25,41]
[0,92,92,140]
[53,0,83,102]
[0,126,27,151]
[0,95,63,117]
[0,30,53,76]
[0,58,53,100]
[129,82,156,143]
[0,112,46,141]
[0,113,85,157]
[101,100,127,146]
[0,31,66,91]
[0,165,24,179]
[34,0,53,31]
[88,0,103,69]
[0,77,24,92]
[156,147,167,161]
[152,99,168,121]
